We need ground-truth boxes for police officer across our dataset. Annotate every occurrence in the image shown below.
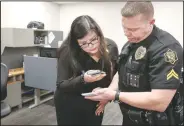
[85,1,183,125]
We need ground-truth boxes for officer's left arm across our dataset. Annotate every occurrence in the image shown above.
[118,44,183,112]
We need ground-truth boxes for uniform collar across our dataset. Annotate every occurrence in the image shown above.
[132,25,158,48]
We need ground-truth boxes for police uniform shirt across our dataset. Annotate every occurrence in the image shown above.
[118,25,183,110]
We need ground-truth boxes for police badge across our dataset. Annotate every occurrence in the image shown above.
[164,49,178,64]
[135,46,146,60]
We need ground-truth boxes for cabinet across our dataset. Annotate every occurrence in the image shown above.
[5,67,54,109]
[4,82,22,108]
[1,28,63,48]
[1,28,34,47]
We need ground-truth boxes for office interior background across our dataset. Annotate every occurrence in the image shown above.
[1,1,183,125]
[2,2,183,51]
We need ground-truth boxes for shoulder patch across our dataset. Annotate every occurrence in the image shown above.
[164,49,178,65]
[167,69,179,80]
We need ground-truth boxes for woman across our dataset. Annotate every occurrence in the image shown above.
[54,15,119,125]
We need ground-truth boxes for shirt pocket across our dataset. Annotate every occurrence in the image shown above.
[126,60,146,74]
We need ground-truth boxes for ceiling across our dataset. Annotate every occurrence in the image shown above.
[54,2,78,4]
[54,0,117,4]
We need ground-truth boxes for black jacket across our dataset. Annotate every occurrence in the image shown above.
[56,38,119,94]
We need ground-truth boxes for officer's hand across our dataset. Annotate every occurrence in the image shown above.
[85,88,116,101]
[84,70,106,83]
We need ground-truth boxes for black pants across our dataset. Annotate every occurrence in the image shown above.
[54,90,103,125]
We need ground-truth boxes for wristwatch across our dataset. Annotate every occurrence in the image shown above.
[113,90,121,103]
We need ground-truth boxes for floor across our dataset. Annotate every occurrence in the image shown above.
[1,99,123,125]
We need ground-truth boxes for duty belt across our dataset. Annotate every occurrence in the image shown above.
[120,107,151,124]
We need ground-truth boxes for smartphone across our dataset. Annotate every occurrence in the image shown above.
[81,92,97,97]
[87,70,106,76]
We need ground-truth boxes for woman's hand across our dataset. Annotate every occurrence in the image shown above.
[84,70,106,83]
[93,87,109,116]
[95,100,109,116]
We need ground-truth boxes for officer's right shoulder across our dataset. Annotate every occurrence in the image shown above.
[120,42,129,51]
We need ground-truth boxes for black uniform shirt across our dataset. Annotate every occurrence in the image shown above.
[118,25,183,110]
[56,38,119,95]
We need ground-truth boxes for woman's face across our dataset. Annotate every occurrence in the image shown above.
[77,30,100,55]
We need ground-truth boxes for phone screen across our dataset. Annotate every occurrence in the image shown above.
[87,70,105,75]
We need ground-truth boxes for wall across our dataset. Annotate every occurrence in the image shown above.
[1,2,183,68]
[59,2,183,52]
[1,2,60,30]
[1,2,60,69]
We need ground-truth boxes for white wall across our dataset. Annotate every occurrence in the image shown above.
[1,2,60,30]
[1,2,183,51]
[59,2,183,51]
[153,2,183,47]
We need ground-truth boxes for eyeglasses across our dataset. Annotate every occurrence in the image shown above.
[79,36,99,49]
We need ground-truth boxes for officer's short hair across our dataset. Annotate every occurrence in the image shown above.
[121,1,154,19]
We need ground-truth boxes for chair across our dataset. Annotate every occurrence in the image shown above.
[1,63,11,118]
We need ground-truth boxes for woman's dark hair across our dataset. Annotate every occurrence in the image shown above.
[58,15,112,78]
